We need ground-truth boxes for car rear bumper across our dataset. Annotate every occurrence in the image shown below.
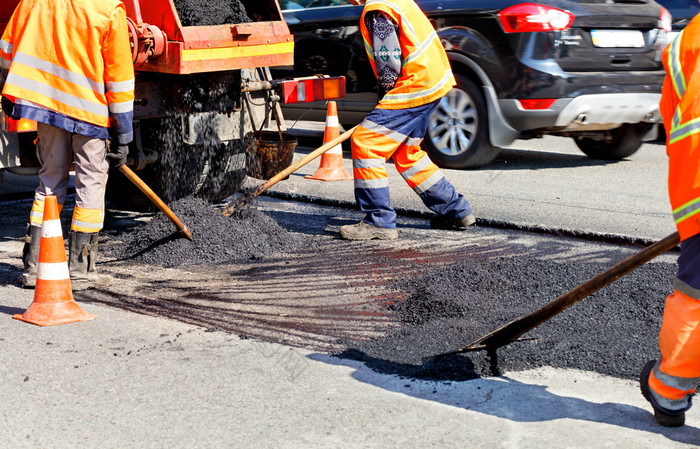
[499,93,662,132]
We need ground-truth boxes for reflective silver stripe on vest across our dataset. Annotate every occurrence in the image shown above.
[669,30,686,99]
[384,70,453,103]
[30,210,43,220]
[106,79,135,94]
[403,31,438,67]
[13,52,105,95]
[109,100,134,114]
[354,158,385,169]
[0,39,12,54]
[669,116,700,144]
[674,278,700,300]
[72,219,103,230]
[672,196,700,224]
[355,177,390,189]
[400,154,431,180]
[361,119,422,146]
[8,73,109,118]
[413,170,443,195]
[653,364,700,394]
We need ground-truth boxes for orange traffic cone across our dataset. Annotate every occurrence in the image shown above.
[306,101,353,181]
[14,195,96,326]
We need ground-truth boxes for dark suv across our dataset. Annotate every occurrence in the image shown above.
[279,0,671,168]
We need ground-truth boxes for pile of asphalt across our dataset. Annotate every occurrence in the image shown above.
[174,0,251,26]
[338,256,675,382]
[108,196,306,268]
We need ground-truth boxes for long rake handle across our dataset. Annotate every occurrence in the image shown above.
[223,125,358,216]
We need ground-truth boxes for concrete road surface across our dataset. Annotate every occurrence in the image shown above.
[1,134,696,448]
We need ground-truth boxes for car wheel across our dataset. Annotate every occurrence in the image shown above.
[423,75,499,169]
[573,124,647,160]
[294,40,344,76]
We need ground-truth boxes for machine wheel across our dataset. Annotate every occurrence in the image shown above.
[423,75,499,169]
[573,124,647,160]
[107,117,247,211]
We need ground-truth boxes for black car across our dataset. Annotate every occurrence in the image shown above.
[278,0,671,168]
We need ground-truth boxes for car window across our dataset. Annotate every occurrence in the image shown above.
[655,0,700,9]
[655,0,700,22]
[282,0,354,10]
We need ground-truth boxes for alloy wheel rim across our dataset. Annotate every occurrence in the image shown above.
[428,88,477,156]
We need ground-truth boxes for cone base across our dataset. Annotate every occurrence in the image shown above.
[13,300,97,326]
[306,168,353,181]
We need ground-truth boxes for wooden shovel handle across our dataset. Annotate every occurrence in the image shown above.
[119,165,193,240]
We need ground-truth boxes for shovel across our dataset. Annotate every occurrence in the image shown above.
[424,231,681,362]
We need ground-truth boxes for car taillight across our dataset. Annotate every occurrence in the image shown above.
[518,99,556,109]
[498,3,575,33]
[659,7,672,33]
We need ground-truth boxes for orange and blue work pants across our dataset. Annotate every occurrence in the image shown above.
[648,233,700,414]
[29,122,109,233]
[351,100,471,228]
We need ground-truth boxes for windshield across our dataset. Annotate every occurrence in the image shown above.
[282,0,354,9]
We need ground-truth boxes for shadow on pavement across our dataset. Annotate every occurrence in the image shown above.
[310,352,700,445]
[0,304,27,316]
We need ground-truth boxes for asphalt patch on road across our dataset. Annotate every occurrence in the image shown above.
[338,256,674,382]
[107,196,306,267]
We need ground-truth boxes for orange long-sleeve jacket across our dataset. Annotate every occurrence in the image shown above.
[661,17,700,241]
[0,0,135,144]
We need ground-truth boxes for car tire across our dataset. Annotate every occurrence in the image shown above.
[423,75,499,169]
[294,39,344,77]
[573,124,647,160]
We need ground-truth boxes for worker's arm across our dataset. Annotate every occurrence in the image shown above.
[366,11,402,97]
[102,4,135,145]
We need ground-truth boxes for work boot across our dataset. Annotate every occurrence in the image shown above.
[68,231,114,291]
[430,213,476,230]
[640,359,686,427]
[339,221,398,240]
[19,223,42,288]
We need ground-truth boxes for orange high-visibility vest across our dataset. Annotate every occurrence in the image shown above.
[661,19,700,241]
[360,0,456,109]
[0,0,134,140]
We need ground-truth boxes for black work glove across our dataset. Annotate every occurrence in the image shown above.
[107,141,129,169]
[1,96,14,116]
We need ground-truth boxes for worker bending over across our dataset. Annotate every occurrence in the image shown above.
[639,15,700,427]
[340,0,474,240]
[0,0,134,289]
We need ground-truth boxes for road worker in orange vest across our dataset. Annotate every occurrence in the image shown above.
[0,0,135,290]
[340,0,474,240]
[639,16,700,427]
